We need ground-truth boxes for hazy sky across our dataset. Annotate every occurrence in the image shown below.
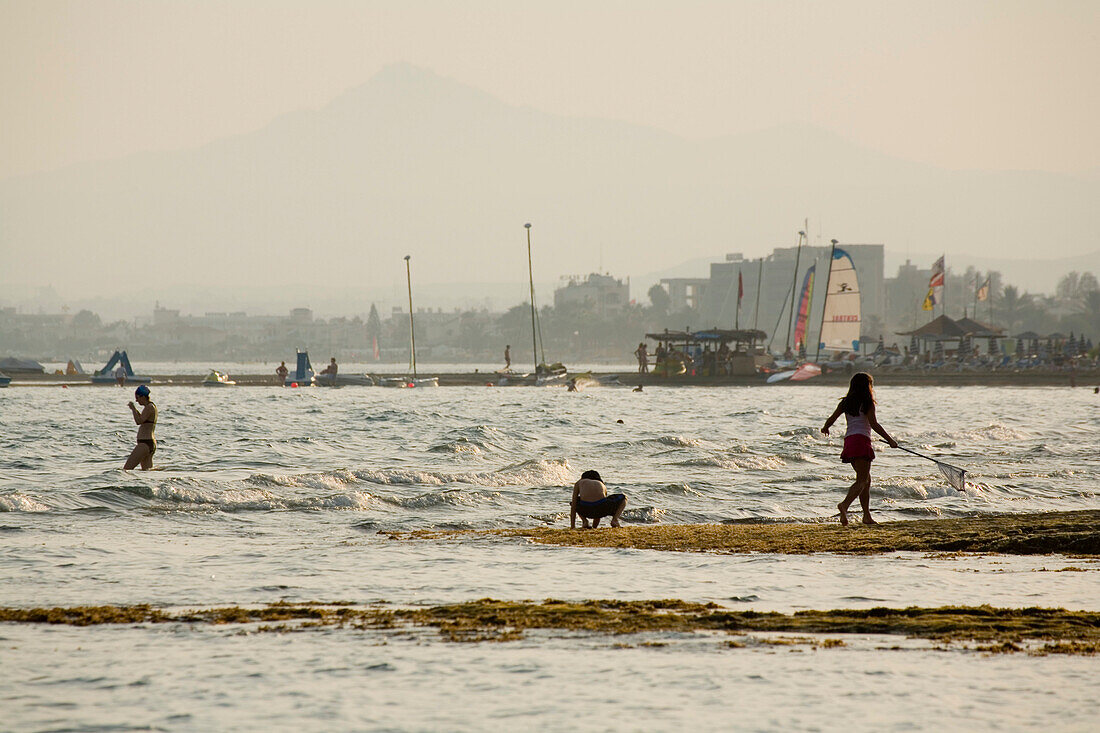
[3,0,1099,180]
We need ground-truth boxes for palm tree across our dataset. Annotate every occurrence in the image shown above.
[999,285,1036,333]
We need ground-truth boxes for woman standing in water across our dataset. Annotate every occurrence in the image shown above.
[124,385,157,470]
[821,372,897,525]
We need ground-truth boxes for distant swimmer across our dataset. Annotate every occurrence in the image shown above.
[821,372,897,526]
[275,361,289,385]
[124,385,157,470]
[504,345,511,370]
[113,363,127,387]
[632,385,644,392]
[570,470,627,529]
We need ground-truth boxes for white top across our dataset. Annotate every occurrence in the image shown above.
[844,411,871,438]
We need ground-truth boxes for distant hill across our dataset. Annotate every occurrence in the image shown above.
[3,63,1098,302]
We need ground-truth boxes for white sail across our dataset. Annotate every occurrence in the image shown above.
[818,248,861,353]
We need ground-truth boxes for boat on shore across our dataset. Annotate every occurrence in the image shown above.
[384,255,440,389]
[0,371,10,388]
[284,351,315,387]
[315,372,376,386]
[202,370,236,387]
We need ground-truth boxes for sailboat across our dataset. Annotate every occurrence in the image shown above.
[524,223,568,386]
[816,240,862,364]
[382,255,439,388]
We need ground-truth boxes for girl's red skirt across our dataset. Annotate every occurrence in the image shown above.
[841,434,875,463]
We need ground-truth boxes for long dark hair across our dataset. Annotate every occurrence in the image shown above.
[839,372,875,415]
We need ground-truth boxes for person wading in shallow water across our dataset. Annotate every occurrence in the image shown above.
[124,385,157,470]
[821,372,897,526]
[570,470,627,529]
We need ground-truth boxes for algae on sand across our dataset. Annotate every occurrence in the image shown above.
[2,600,1098,654]
[397,510,1100,556]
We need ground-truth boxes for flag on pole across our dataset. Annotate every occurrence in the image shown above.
[928,256,945,288]
[977,277,990,302]
[922,287,936,311]
[372,335,380,361]
[737,270,744,305]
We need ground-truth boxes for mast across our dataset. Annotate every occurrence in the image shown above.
[785,226,806,352]
[404,255,417,379]
[815,239,838,363]
[525,223,538,373]
[735,266,742,330]
[752,257,764,332]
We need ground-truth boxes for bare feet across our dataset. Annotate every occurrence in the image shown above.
[862,516,877,525]
[837,503,849,526]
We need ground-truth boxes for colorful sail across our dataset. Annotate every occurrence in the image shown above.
[818,248,861,353]
[793,265,815,351]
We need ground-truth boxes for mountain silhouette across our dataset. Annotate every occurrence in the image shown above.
[3,62,1097,298]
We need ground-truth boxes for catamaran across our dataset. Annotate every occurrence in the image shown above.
[524,223,568,386]
[816,240,862,361]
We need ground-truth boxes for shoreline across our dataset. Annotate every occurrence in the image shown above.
[394,510,1100,556]
[7,369,1097,388]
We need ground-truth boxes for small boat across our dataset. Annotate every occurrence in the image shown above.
[90,350,152,384]
[202,370,236,387]
[285,351,315,387]
[384,255,440,389]
[0,371,11,388]
[315,372,375,386]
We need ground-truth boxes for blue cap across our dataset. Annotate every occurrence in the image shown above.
[135,385,150,397]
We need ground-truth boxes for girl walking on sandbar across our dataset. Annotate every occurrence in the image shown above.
[821,372,897,525]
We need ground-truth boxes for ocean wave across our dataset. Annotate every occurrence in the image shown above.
[102,481,377,512]
[624,506,665,523]
[874,478,963,500]
[427,438,483,455]
[654,436,704,448]
[652,483,705,497]
[0,493,51,512]
[384,490,505,510]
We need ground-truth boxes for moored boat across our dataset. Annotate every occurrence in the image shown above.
[202,370,236,387]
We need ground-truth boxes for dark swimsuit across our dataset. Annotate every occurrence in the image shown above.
[137,403,157,455]
[576,493,626,519]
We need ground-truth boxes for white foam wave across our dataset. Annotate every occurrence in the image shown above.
[874,477,962,500]
[0,493,51,512]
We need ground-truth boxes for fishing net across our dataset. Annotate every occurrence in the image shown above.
[935,462,967,492]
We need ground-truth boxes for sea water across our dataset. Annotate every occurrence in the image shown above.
[1,385,1097,731]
